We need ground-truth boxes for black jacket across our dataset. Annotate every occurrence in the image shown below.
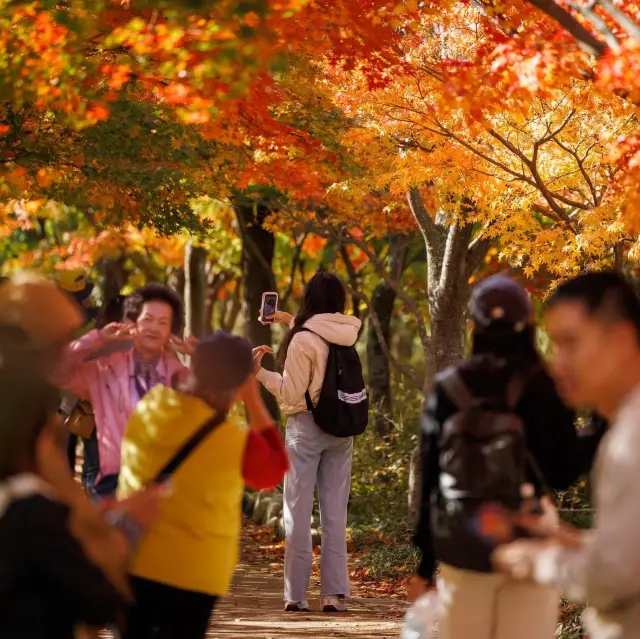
[414,356,606,581]
[0,494,126,638]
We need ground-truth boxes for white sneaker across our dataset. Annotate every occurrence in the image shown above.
[321,595,348,612]
[284,601,310,612]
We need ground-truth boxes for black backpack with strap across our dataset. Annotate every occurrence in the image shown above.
[301,328,368,438]
[430,363,544,572]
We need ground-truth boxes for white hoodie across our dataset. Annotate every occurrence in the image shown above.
[256,313,362,415]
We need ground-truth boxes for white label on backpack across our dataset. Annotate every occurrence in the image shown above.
[337,389,368,404]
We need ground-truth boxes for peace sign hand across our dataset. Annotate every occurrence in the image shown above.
[99,322,135,343]
[168,335,199,356]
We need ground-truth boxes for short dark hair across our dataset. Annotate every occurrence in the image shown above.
[548,271,640,341]
[127,284,184,334]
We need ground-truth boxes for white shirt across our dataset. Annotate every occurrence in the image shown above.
[534,385,640,638]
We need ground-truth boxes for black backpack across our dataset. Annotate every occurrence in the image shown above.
[430,365,540,572]
[302,329,369,438]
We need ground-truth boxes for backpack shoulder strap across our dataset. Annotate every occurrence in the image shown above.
[506,363,542,409]
[439,368,476,410]
[153,410,228,484]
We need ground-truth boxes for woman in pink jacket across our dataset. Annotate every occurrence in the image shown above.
[54,284,189,496]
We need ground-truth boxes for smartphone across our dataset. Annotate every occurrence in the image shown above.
[260,292,278,324]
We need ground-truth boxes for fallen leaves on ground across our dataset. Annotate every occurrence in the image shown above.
[242,520,408,619]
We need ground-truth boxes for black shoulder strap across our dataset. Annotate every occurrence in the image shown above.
[506,363,541,409]
[153,410,228,484]
[439,368,476,410]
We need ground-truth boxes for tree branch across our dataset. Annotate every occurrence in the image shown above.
[525,0,608,56]
[487,127,577,227]
[465,235,492,279]
[440,222,474,292]
[598,0,640,42]
[281,232,307,308]
[551,137,599,206]
[308,216,432,353]
[348,284,423,391]
[339,244,362,320]
[568,0,621,51]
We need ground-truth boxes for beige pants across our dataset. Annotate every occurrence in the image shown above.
[437,564,559,639]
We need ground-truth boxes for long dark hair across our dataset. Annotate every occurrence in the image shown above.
[472,324,540,369]
[278,272,347,367]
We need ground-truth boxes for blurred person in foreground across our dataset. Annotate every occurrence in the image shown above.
[53,283,192,497]
[494,271,640,639]
[0,272,168,636]
[411,274,605,639]
[118,332,288,639]
[0,368,129,638]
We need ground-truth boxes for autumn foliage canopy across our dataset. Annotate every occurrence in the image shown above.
[2,0,640,281]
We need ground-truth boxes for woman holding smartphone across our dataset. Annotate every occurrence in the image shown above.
[255,272,362,613]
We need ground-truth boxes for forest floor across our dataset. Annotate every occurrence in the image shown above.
[211,525,406,638]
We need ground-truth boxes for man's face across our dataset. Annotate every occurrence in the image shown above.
[135,300,173,354]
[546,300,634,409]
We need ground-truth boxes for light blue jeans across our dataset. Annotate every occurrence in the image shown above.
[283,411,354,605]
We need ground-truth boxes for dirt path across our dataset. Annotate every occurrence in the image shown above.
[212,543,405,638]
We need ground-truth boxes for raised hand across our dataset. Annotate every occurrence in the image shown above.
[258,310,294,327]
[101,482,173,532]
[99,322,135,343]
[252,345,273,373]
[168,335,199,356]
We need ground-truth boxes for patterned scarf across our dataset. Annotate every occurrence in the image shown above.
[132,350,162,399]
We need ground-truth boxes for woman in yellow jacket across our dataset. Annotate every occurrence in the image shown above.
[118,332,289,639]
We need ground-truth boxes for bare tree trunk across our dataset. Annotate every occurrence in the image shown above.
[222,279,243,333]
[99,255,127,301]
[204,286,216,333]
[184,241,206,338]
[406,189,491,524]
[168,267,185,300]
[366,234,410,435]
[235,199,280,421]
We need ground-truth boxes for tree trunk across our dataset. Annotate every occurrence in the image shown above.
[222,279,243,333]
[204,285,215,333]
[184,241,207,338]
[366,234,409,436]
[407,284,469,525]
[234,199,280,421]
[99,255,127,301]
[168,267,185,302]
[405,189,491,524]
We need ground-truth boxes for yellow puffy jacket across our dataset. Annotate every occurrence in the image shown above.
[117,385,248,595]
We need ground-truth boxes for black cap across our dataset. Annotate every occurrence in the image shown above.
[470,275,532,331]
[192,331,254,392]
